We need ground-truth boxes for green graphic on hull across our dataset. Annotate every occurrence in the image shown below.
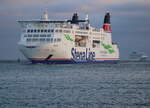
[64,34,115,54]
[102,43,115,54]
[64,34,74,42]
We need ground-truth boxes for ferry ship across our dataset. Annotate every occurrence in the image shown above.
[18,12,119,64]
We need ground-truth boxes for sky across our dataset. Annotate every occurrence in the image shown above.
[0,0,150,60]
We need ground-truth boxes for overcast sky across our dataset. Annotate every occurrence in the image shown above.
[0,0,150,60]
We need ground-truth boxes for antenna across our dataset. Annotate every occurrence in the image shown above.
[41,10,49,21]
[85,14,89,24]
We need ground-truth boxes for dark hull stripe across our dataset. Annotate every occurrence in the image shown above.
[31,59,119,64]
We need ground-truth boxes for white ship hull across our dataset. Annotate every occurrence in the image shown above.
[19,41,119,64]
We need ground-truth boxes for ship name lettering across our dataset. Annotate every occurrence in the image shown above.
[71,48,95,60]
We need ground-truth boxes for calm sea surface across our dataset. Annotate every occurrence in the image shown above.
[0,61,150,108]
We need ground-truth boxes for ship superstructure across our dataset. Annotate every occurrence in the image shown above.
[18,12,119,64]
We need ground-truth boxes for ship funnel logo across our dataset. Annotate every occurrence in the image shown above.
[102,12,112,32]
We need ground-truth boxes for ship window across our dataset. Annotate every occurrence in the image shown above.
[32,38,38,41]
[40,38,45,41]
[54,38,57,42]
[47,34,51,37]
[27,30,30,33]
[28,34,32,37]
[64,30,71,33]
[26,38,31,42]
[44,30,47,32]
[55,30,58,32]
[75,35,87,47]
[34,29,37,32]
[59,30,62,32]
[40,34,46,37]
[51,29,54,32]
[41,30,43,33]
[46,38,50,41]
[92,40,100,48]
[57,38,61,42]
[48,29,50,32]
[31,30,33,33]
[51,38,53,42]
[37,29,40,32]
[33,34,39,37]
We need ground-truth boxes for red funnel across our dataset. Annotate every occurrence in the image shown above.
[103,12,112,32]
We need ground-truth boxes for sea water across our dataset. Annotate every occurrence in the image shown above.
[0,61,150,108]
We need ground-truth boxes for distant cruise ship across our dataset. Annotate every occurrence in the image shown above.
[18,11,119,64]
[129,51,148,61]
